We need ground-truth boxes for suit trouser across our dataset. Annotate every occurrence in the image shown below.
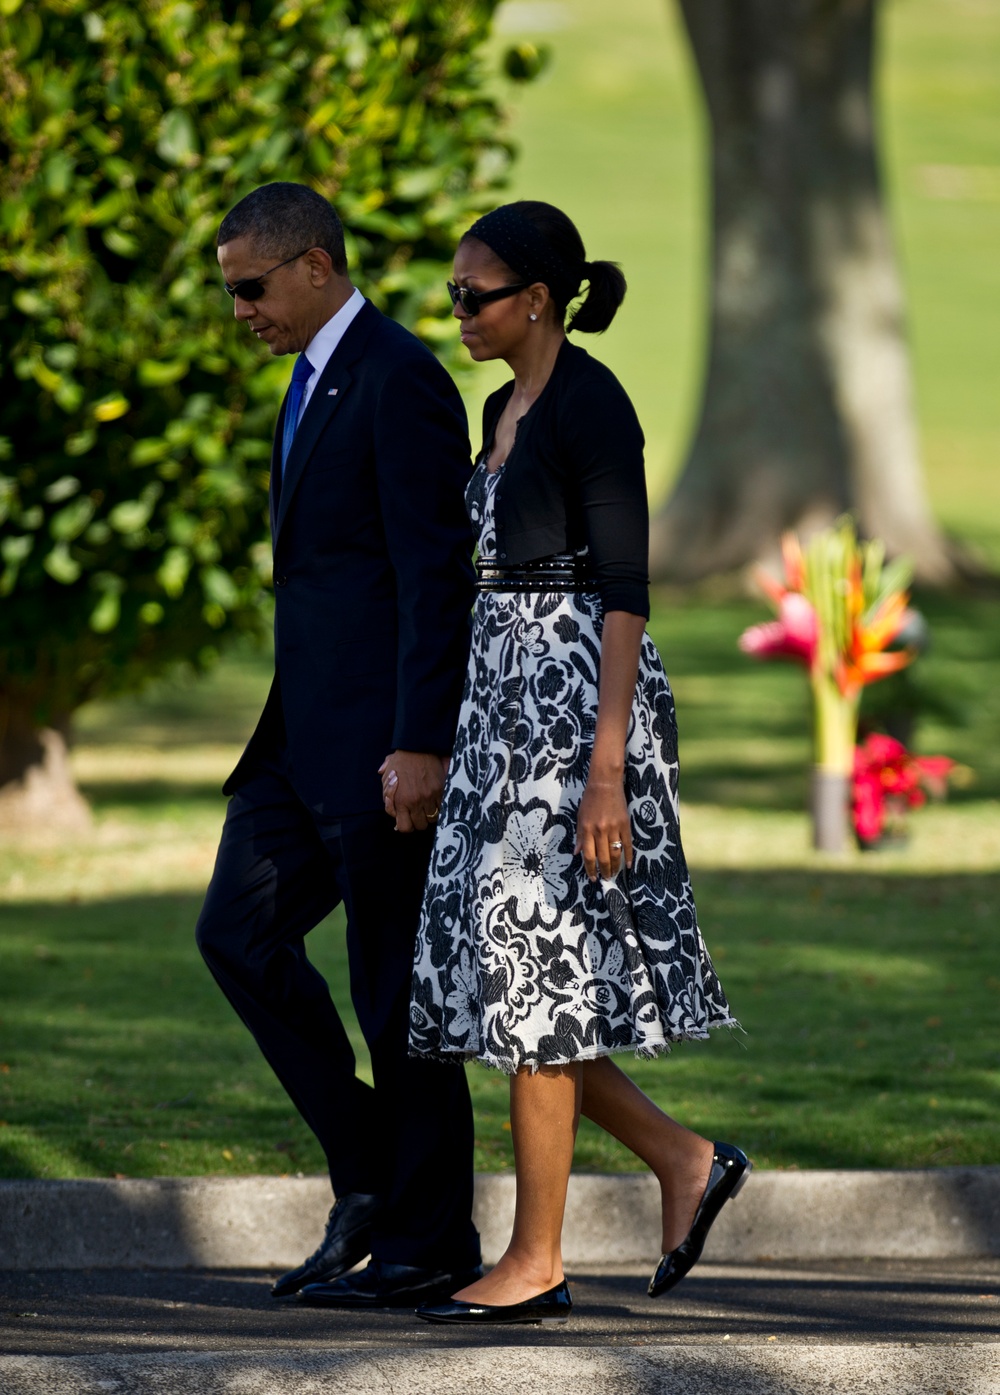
[195,747,480,1269]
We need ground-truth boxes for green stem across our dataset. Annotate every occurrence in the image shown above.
[812,673,860,775]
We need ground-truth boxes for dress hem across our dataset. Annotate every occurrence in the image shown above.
[408,1016,742,1076]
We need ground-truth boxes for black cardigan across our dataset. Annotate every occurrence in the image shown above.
[481,339,650,619]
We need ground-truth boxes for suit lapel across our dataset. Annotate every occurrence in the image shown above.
[272,301,379,543]
[269,402,285,538]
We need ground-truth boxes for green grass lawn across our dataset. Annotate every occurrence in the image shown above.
[1,586,997,1180]
[2,865,996,1179]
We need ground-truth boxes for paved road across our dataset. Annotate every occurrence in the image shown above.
[2,1259,998,1354]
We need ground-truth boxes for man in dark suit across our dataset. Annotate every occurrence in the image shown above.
[196,183,481,1308]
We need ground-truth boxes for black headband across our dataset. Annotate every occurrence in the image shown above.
[466,205,584,308]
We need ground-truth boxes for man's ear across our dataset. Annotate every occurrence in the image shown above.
[304,247,334,287]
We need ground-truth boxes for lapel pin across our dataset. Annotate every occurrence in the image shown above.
[328,387,339,396]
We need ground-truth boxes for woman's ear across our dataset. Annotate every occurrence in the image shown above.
[528,281,551,320]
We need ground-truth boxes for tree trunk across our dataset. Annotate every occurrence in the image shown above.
[652,0,956,585]
[0,697,91,834]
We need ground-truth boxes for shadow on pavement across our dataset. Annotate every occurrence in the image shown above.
[1,1261,998,1356]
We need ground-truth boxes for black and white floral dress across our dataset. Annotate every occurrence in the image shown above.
[409,461,736,1074]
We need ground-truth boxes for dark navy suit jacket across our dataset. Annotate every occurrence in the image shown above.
[225,300,476,816]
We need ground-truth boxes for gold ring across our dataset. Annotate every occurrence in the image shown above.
[428,809,440,820]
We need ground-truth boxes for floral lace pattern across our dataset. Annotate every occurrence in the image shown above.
[409,461,736,1074]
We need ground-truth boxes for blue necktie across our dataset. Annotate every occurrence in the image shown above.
[281,353,314,474]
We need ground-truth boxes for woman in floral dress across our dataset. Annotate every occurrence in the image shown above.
[392,202,749,1325]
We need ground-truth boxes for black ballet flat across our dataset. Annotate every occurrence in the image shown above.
[416,1277,572,1326]
[648,1141,752,1298]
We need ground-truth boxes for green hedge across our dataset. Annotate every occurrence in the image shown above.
[0,0,520,725]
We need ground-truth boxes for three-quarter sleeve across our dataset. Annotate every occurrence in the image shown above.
[562,373,650,619]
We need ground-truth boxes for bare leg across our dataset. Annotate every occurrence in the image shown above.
[581,1056,715,1252]
[452,1062,582,1305]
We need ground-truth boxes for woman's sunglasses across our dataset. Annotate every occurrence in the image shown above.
[224,249,312,301]
[447,281,529,316]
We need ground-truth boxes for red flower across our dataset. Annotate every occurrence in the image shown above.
[852,768,885,842]
[851,735,955,845]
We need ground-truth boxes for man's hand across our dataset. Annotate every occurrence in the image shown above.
[377,751,447,832]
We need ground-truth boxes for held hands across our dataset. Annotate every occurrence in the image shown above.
[574,774,633,882]
[381,752,631,869]
[378,751,448,832]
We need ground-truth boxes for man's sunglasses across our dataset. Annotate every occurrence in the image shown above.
[224,248,312,301]
[447,281,529,316]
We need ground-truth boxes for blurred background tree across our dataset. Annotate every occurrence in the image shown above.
[0,0,522,829]
[650,0,960,586]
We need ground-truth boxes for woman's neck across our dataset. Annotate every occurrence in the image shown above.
[504,328,566,407]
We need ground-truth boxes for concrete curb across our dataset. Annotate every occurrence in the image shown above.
[2,1169,999,1269]
[0,1345,997,1395]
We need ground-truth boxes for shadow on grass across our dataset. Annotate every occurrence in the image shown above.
[643,866,1000,1171]
[678,763,810,811]
[74,644,274,752]
[0,892,356,1181]
[1,868,998,1180]
[78,780,229,809]
[67,590,1000,820]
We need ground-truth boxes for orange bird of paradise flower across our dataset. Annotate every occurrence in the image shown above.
[836,567,916,696]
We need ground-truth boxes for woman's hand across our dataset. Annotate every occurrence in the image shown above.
[574,610,645,882]
[378,752,448,831]
[379,757,399,819]
[574,775,633,882]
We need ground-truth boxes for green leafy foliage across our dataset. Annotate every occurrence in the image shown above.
[0,0,514,726]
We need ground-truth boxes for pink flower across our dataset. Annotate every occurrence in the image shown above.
[739,593,818,667]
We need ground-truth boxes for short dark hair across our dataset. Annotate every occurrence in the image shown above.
[217,183,348,274]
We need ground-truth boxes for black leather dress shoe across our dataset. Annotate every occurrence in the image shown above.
[649,1141,752,1298]
[416,1277,572,1326]
[298,1258,484,1309]
[270,1192,383,1298]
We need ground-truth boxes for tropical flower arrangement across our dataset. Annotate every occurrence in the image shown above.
[739,517,920,850]
[852,734,955,849]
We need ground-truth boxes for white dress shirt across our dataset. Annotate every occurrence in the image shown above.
[295,285,366,424]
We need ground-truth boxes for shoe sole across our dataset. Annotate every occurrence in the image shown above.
[418,1313,571,1326]
[300,1276,485,1310]
[271,1250,372,1299]
[270,1226,378,1298]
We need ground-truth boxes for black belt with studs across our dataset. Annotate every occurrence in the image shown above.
[475,555,597,593]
